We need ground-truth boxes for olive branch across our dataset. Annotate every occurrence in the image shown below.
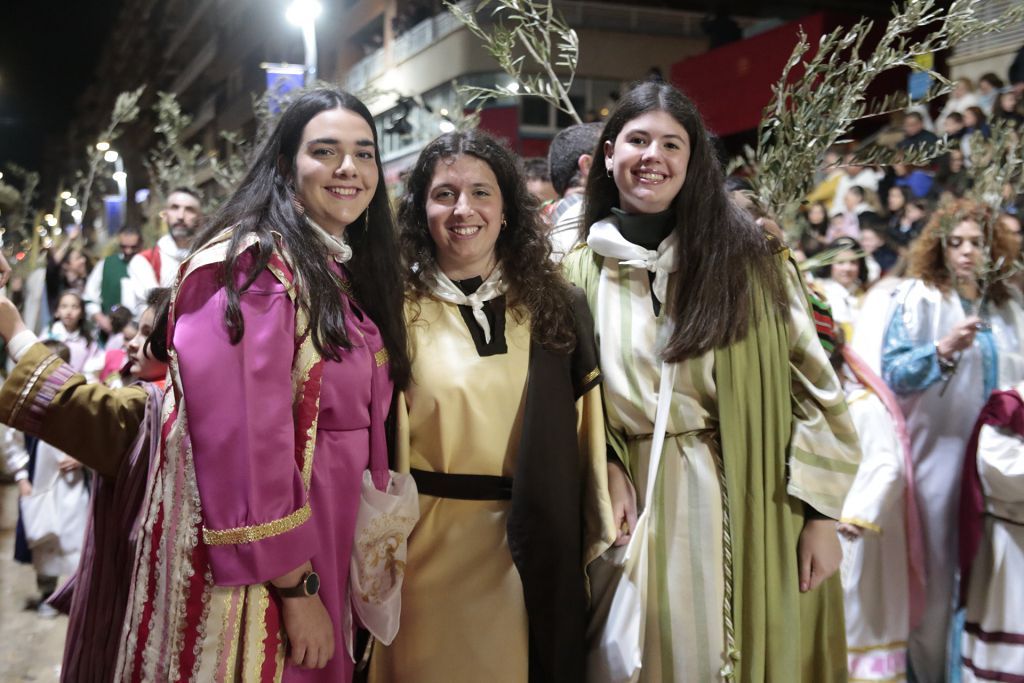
[444,0,581,124]
[747,0,1024,240]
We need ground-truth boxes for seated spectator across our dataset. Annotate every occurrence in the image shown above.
[830,156,883,215]
[800,200,831,257]
[992,88,1024,127]
[977,72,1005,115]
[961,106,991,163]
[893,159,935,199]
[858,218,899,277]
[936,77,980,131]
[889,199,929,249]
[936,149,971,198]
[898,111,940,151]
[943,111,966,141]
[828,185,880,241]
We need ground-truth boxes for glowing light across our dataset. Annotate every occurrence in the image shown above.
[286,0,322,26]
[439,108,449,116]
[112,171,127,182]
[60,191,71,200]
[439,120,456,133]
[96,141,110,152]
[506,81,520,94]
[104,150,119,163]
[71,209,83,222]
[44,214,57,226]
[65,197,77,207]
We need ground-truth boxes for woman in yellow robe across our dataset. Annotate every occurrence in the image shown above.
[368,130,615,683]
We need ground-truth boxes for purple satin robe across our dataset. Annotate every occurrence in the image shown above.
[174,256,392,681]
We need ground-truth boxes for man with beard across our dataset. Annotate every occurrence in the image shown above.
[128,188,202,314]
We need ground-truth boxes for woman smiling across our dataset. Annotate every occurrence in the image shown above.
[368,130,615,683]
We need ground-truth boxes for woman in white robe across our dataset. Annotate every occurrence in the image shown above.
[881,200,1024,682]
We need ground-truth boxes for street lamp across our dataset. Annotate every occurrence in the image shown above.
[286,0,322,84]
[96,141,110,152]
[104,150,119,163]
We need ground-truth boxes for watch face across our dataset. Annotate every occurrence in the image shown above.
[305,572,320,596]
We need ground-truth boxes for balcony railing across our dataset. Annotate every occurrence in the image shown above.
[346,0,731,92]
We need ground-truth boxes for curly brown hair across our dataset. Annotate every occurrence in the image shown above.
[907,198,1018,306]
[398,130,576,352]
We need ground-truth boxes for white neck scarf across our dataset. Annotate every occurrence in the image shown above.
[429,266,508,343]
[587,217,678,303]
[305,216,353,264]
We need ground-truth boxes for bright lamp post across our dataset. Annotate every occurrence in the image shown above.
[286,0,322,83]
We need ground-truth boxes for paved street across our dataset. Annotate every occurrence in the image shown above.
[0,482,66,682]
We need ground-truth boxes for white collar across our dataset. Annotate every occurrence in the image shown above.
[305,216,353,264]
[587,215,678,303]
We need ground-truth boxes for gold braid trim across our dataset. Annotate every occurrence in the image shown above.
[8,354,62,426]
[582,367,600,386]
[374,348,389,368]
[202,502,310,546]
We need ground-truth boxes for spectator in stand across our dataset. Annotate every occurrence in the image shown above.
[546,122,601,261]
[936,77,980,131]
[830,155,883,216]
[127,187,202,314]
[936,148,971,199]
[898,111,940,151]
[893,157,935,199]
[992,88,1024,127]
[828,185,881,241]
[807,146,846,209]
[890,198,929,250]
[942,111,967,141]
[83,225,143,339]
[800,200,831,257]
[960,106,991,164]
[977,72,1005,115]
[859,218,899,277]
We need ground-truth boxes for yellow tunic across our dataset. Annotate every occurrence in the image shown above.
[369,296,532,683]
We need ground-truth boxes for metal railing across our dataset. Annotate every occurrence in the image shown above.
[346,0,733,92]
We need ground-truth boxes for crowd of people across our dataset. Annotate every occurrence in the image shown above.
[0,56,1021,683]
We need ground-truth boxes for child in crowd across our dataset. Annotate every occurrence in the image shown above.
[0,288,170,679]
[13,340,90,618]
[44,290,101,376]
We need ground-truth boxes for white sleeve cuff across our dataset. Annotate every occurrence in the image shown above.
[14,469,29,482]
[8,329,40,362]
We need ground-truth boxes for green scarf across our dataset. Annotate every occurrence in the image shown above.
[714,256,846,682]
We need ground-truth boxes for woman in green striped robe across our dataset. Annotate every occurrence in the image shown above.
[563,81,861,683]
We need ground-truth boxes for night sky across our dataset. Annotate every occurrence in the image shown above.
[0,0,123,172]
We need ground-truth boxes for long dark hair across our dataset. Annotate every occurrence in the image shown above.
[582,81,787,361]
[191,88,410,387]
[399,130,576,352]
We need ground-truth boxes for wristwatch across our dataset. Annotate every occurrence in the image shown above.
[276,571,320,598]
